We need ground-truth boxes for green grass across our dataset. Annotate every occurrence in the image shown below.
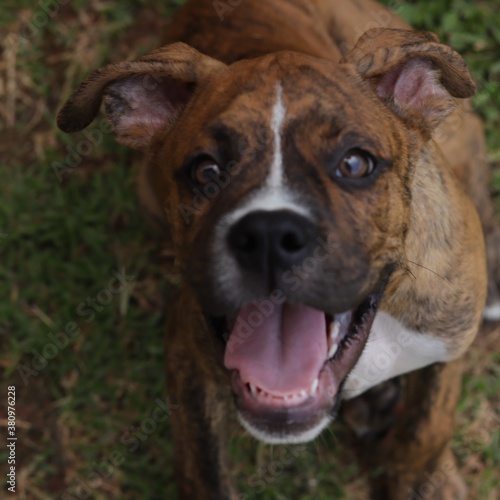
[1,0,499,498]
[393,0,500,154]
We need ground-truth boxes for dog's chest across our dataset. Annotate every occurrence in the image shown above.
[343,312,450,399]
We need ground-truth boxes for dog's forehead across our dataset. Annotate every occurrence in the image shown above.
[193,56,397,167]
[204,54,392,143]
[220,54,363,115]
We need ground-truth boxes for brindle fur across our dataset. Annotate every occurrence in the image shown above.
[57,0,499,498]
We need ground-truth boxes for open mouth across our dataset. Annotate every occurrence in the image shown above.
[212,286,384,443]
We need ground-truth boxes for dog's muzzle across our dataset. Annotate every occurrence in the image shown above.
[205,209,387,444]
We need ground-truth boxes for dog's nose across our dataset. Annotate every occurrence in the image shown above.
[227,210,317,277]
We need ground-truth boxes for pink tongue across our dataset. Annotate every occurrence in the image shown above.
[224,301,327,394]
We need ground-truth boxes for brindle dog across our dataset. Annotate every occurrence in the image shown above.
[58,0,500,498]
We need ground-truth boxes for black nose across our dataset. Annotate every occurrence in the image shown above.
[227,210,318,278]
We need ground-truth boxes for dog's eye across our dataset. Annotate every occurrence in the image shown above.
[335,150,375,179]
[192,159,221,185]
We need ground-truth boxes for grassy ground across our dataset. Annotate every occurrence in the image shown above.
[0,0,499,498]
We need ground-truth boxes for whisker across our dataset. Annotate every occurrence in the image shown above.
[406,259,453,287]
[403,265,417,281]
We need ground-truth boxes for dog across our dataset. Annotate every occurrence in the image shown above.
[57,0,500,497]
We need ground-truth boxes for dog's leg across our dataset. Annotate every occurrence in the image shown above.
[351,360,465,500]
[165,291,236,500]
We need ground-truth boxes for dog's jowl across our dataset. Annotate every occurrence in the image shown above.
[58,0,500,498]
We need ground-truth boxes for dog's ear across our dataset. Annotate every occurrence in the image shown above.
[343,29,476,132]
[57,43,227,149]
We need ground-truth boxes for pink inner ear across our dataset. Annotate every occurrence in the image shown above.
[377,59,449,114]
[105,74,192,148]
[117,76,190,128]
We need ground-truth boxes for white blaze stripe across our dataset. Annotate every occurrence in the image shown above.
[269,84,286,189]
[211,83,311,304]
[221,83,311,227]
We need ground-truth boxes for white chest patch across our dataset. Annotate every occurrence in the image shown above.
[342,311,451,400]
[483,301,500,321]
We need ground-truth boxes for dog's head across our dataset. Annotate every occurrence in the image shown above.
[58,29,475,444]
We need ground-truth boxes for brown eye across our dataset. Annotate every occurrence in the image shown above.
[192,159,221,185]
[336,150,375,179]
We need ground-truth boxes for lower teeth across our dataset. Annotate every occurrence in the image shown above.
[328,343,338,358]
